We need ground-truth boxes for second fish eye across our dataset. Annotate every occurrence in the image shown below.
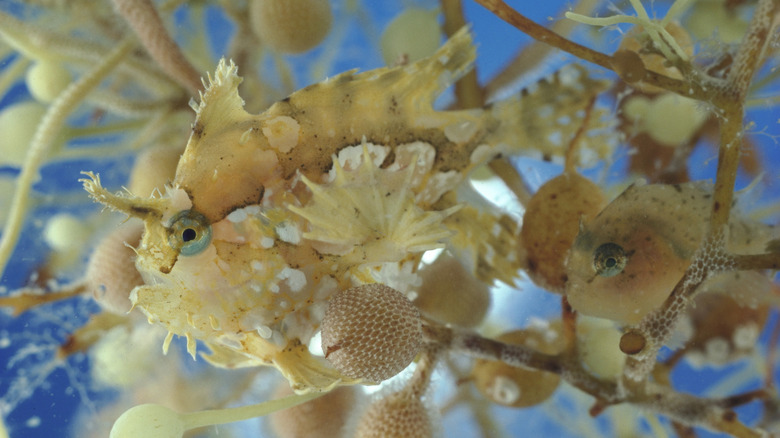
[167,209,212,256]
[592,242,628,277]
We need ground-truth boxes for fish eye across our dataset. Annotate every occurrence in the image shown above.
[167,209,212,256]
[592,242,627,277]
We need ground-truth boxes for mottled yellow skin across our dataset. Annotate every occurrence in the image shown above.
[81,29,513,391]
[82,28,614,391]
[566,181,775,325]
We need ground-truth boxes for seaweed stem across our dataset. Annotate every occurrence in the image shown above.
[424,321,764,435]
[441,0,484,109]
[484,0,600,99]
[112,0,203,93]
[473,0,708,99]
[0,38,134,276]
[709,0,780,235]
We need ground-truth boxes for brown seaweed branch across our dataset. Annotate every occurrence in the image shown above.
[112,0,203,93]
[708,0,780,234]
[423,321,764,436]
[622,0,779,387]
[473,0,709,99]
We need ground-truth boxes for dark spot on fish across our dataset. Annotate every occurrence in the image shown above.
[129,205,161,219]
[192,122,204,138]
[380,150,396,169]
[160,256,175,274]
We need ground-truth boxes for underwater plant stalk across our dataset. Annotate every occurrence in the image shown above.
[0,38,134,275]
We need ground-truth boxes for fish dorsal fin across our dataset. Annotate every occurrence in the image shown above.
[190,58,251,129]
